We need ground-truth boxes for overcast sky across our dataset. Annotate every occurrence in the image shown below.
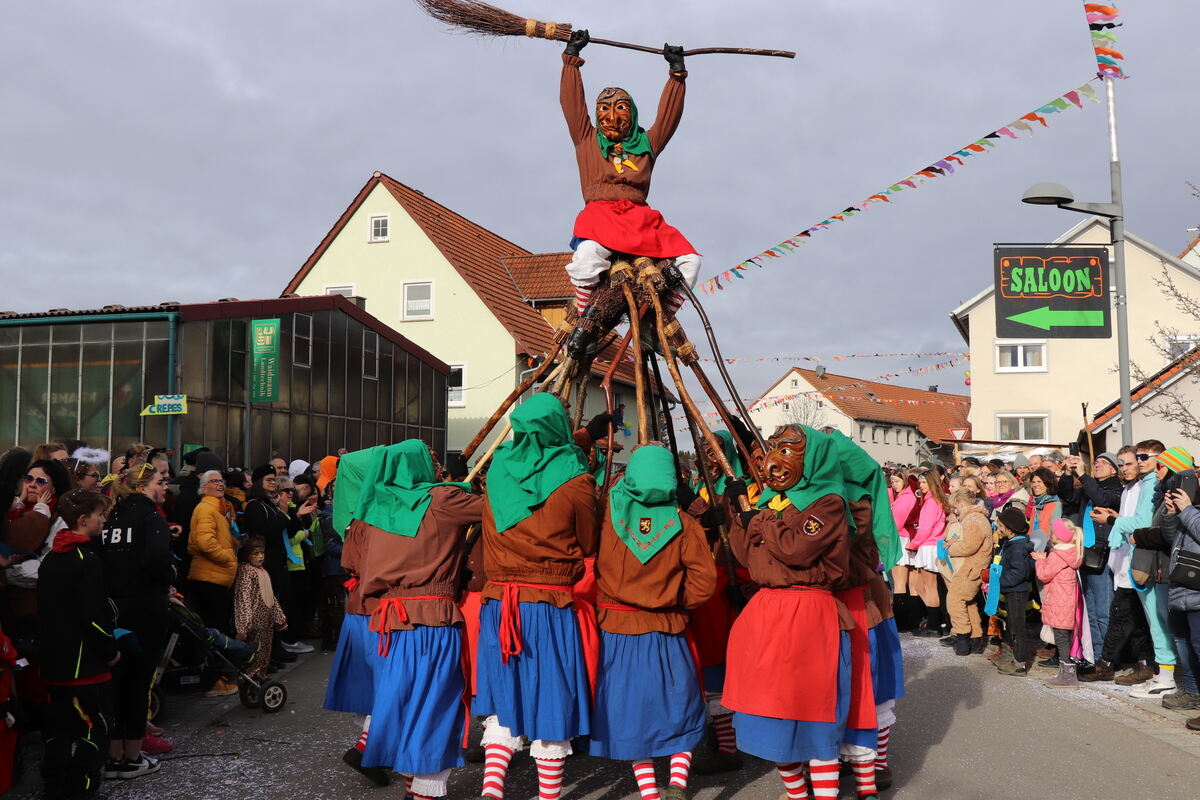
[3,1,1195,401]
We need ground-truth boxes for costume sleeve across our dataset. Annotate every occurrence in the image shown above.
[272,591,288,630]
[679,515,717,609]
[727,509,755,567]
[647,71,687,154]
[571,475,601,557]
[946,515,986,558]
[81,554,118,663]
[561,54,594,144]
[341,523,364,576]
[436,487,485,528]
[233,570,253,636]
[755,495,847,569]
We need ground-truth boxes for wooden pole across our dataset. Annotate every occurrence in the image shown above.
[622,284,651,444]
[688,362,764,486]
[465,360,568,482]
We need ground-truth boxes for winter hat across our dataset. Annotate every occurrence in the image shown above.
[287,459,310,480]
[1013,453,1030,468]
[1051,518,1074,544]
[1157,447,1194,474]
[1096,451,1119,471]
[251,464,275,484]
[195,450,224,473]
[997,506,1029,535]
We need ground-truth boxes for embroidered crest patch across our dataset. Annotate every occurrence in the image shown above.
[639,517,653,534]
[803,515,824,536]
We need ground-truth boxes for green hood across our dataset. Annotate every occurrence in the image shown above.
[356,439,469,537]
[486,393,588,532]
[608,444,683,564]
[711,430,746,494]
[757,426,847,514]
[828,430,902,571]
[331,445,386,535]
[597,93,654,160]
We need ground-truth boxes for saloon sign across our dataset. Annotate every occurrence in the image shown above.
[994,247,1112,339]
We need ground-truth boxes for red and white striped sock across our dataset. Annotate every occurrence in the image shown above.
[632,760,660,800]
[574,284,598,314]
[851,760,877,797]
[411,794,434,800]
[405,776,414,797]
[808,759,840,799]
[776,762,809,800]
[354,728,368,753]
[713,713,737,754]
[481,744,513,799]
[535,757,565,800]
[668,752,692,789]
[874,726,891,769]
[665,291,686,316]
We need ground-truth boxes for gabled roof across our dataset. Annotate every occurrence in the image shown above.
[947,217,1200,344]
[502,253,574,301]
[1087,346,1200,433]
[760,367,971,444]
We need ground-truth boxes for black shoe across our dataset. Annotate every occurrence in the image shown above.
[913,625,942,638]
[342,747,391,786]
[939,634,958,647]
[971,637,986,654]
[271,648,297,663]
[1039,655,1061,668]
[954,634,972,656]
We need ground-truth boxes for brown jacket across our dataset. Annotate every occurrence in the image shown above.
[561,54,686,206]
[480,473,600,608]
[946,504,993,580]
[339,521,374,617]
[354,486,483,633]
[595,508,717,635]
[838,499,881,591]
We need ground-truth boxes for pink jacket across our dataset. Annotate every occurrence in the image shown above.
[891,488,919,541]
[909,497,946,548]
[1035,545,1082,629]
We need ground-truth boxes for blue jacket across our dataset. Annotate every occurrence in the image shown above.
[999,535,1034,592]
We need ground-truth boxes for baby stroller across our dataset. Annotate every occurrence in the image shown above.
[150,600,288,719]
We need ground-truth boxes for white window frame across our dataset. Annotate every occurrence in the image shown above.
[790,379,799,388]
[994,339,1048,373]
[324,284,355,297]
[448,363,466,408]
[1167,334,1200,360]
[362,330,379,380]
[996,413,1049,443]
[369,214,389,242]
[401,280,435,321]
[293,313,312,368]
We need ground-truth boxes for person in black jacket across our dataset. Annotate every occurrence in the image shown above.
[99,463,175,781]
[995,506,1036,676]
[38,489,119,799]
[1062,452,1124,665]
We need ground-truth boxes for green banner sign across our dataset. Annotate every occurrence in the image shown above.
[250,318,281,403]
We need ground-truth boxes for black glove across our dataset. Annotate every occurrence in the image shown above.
[676,481,697,510]
[565,28,589,57]
[700,507,724,529]
[585,412,614,442]
[738,508,760,529]
[664,43,686,73]
[444,454,469,482]
[723,478,748,504]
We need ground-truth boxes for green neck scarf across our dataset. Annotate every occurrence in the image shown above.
[331,445,385,535]
[710,430,746,494]
[596,93,654,160]
[487,393,588,532]
[827,430,902,571]
[757,426,847,514]
[608,445,683,564]
[356,440,469,537]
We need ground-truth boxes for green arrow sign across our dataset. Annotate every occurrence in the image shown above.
[1005,306,1106,331]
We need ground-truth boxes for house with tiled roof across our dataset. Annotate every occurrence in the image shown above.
[282,172,639,453]
[747,367,971,465]
[949,218,1200,446]
[1084,346,1200,453]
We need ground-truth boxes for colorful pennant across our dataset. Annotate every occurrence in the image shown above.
[1084,3,1126,79]
[871,357,963,382]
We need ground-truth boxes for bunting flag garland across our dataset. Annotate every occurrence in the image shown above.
[1084,4,1126,79]
[595,350,969,367]
[698,78,1101,295]
[871,356,964,381]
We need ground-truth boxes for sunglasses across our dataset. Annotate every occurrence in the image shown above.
[1135,453,1153,462]
[23,475,49,486]
[279,488,295,494]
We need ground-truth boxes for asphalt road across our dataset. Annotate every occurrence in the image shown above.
[10,634,1200,799]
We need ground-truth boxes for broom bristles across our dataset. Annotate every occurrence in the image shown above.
[414,0,572,41]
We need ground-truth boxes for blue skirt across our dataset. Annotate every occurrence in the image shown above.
[733,631,851,763]
[870,617,905,704]
[474,600,590,742]
[590,630,706,760]
[324,613,376,714]
[361,626,466,774]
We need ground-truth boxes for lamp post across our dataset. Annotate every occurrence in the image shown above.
[1021,80,1131,447]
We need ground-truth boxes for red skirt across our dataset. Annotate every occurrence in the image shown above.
[724,587,841,722]
[833,586,877,731]
[458,591,482,696]
[573,200,697,258]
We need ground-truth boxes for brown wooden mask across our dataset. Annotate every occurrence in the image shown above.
[763,425,807,491]
[596,87,633,142]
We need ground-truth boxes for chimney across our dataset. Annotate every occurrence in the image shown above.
[815,366,826,378]
[928,385,939,393]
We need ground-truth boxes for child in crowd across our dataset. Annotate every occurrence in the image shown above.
[1034,519,1084,689]
[233,536,287,682]
[37,489,119,799]
[995,507,1035,676]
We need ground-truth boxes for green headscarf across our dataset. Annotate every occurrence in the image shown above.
[608,445,683,564]
[757,426,848,515]
[596,91,654,160]
[331,445,386,534]
[487,393,588,533]
[827,430,902,570]
[355,440,469,537]
[710,430,746,494]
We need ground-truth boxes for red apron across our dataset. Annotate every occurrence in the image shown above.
[833,585,877,730]
[458,591,483,696]
[688,561,749,669]
[723,587,840,722]
[573,200,697,258]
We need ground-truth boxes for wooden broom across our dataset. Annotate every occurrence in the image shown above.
[414,0,795,59]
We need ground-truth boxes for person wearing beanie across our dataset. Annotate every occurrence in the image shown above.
[1013,453,1031,483]
[170,448,226,553]
[994,507,1035,675]
[1035,519,1084,688]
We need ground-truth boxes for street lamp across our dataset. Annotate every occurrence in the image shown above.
[1021,170,1131,446]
